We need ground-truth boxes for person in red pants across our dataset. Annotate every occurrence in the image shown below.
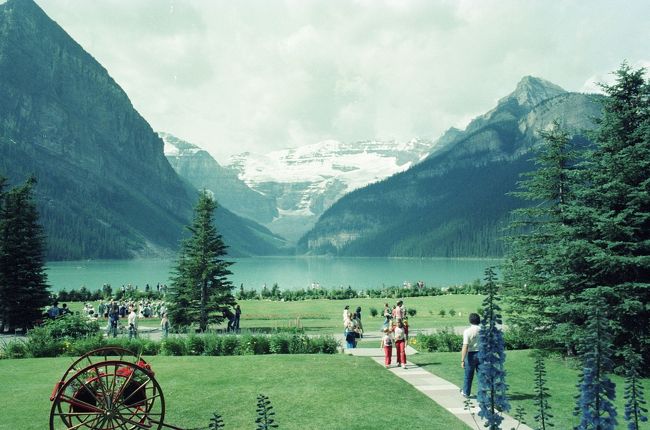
[380,327,394,368]
[393,319,407,368]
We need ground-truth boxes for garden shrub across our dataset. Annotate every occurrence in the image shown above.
[2,339,28,359]
[288,334,311,354]
[187,335,206,355]
[221,335,240,356]
[237,335,256,355]
[269,334,290,354]
[66,334,106,356]
[3,329,339,359]
[435,328,462,352]
[407,308,417,317]
[26,326,64,357]
[114,338,160,356]
[253,336,271,355]
[160,337,187,356]
[311,336,339,354]
[369,307,378,317]
[203,334,223,356]
[414,333,439,352]
[44,314,101,340]
[504,326,532,350]
[412,329,462,352]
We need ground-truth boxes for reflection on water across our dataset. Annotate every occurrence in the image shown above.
[46,257,502,292]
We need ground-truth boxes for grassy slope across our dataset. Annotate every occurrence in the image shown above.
[409,350,641,430]
[0,354,469,430]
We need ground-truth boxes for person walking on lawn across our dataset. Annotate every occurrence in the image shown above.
[460,313,481,397]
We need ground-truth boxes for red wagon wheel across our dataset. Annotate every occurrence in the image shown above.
[57,347,144,385]
[49,360,165,430]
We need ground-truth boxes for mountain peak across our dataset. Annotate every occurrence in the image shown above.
[1,0,48,21]
[501,75,567,108]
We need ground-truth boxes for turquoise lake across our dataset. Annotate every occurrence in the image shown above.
[45,257,502,292]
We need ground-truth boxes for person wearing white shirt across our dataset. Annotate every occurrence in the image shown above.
[460,313,481,397]
[128,306,138,340]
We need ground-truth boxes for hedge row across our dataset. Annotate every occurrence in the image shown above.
[1,333,340,359]
[410,327,532,353]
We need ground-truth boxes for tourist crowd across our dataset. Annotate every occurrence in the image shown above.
[343,300,410,368]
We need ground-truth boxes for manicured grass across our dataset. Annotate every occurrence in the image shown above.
[409,350,645,429]
[236,295,483,334]
[0,354,470,430]
[64,294,484,335]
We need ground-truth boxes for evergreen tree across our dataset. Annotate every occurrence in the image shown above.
[503,121,583,350]
[167,191,235,332]
[532,350,554,429]
[568,63,650,366]
[504,64,650,365]
[208,410,225,430]
[255,394,278,429]
[574,288,617,430]
[0,177,50,331]
[477,266,510,430]
[622,348,648,430]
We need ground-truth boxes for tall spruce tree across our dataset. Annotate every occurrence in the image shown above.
[504,64,650,365]
[574,288,618,430]
[532,350,554,429]
[168,191,235,332]
[503,121,582,350]
[567,63,650,366]
[477,266,510,430]
[621,348,648,429]
[0,177,50,331]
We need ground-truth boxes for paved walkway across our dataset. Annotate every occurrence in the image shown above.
[345,340,531,430]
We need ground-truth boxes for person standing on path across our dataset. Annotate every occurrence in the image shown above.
[382,303,392,329]
[460,313,481,397]
[234,304,242,332]
[160,313,169,338]
[380,327,394,368]
[393,319,407,368]
[128,306,138,340]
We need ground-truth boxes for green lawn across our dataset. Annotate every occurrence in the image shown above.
[235,295,483,334]
[65,294,484,335]
[409,350,644,430]
[0,354,470,430]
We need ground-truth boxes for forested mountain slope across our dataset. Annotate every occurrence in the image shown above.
[0,0,283,259]
[299,77,603,257]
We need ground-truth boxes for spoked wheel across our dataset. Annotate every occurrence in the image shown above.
[58,347,145,384]
[49,360,165,430]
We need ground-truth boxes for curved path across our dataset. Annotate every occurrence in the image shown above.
[345,335,532,430]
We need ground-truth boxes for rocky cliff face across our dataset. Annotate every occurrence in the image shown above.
[300,77,603,257]
[0,0,283,259]
[226,138,434,242]
[161,132,278,225]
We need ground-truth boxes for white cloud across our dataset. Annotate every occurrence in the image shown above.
[34,0,650,162]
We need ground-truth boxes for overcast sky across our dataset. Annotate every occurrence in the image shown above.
[34,0,650,162]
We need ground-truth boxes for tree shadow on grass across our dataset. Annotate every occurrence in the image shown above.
[508,392,535,401]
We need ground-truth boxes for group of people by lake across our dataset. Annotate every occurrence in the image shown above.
[46,297,243,339]
[100,299,169,339]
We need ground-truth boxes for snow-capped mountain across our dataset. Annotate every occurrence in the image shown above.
[226,139,434,242]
